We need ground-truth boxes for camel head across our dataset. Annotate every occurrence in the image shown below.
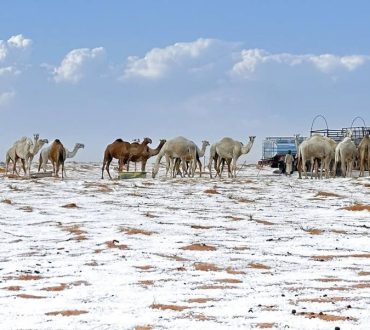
[345,129,353,138]
[202,140,210,147]
[33,134,39,142]
[142,137,152,145]
[76,143,85,149]
[249,136,256,143]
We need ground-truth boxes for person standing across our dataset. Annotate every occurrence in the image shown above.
[284,150,294,176]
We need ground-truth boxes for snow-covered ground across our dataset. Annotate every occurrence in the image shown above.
[1,162,370,330]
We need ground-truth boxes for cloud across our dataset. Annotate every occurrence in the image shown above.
[53,47,106,83]
[0,34,32,62]
[7,34,32,49]
[0,66,21,76]
[231,49,370,77]
[123,38,228,80]
[0,91,15,107]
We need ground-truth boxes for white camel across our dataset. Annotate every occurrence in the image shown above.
[297,134,336,179]
[334,131,357,177]
[38,142,84,172]
[174,140,210,177]
[210,136,255,178]
[152,136,197,178]
[6,134,48,176]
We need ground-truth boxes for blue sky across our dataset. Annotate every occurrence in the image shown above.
[1,0,370,162]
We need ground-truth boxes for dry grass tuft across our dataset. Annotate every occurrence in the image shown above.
[255,323,276,329]
[138,280,154,286]
[2,286,21,291]
[225,215,244,221]
[187,297,218,304]
[248,262,271,270]
[358,271,370,276]
[145,212,159,218]
[204,189,220,195]
[191,224,214,229]
[42,284,68,291]
[135,326,152,330]
[301,312,356,321]
[17,274,43,281]
[233,246,249,251]
[45,310,88,316]
[1,199,12,204]
[352,282,370,289]
[181,243,216,251]
[150,304,188,311]
[121,227,156,236]
[61,203,79,208]
[226,267,246,275]
[197,284,237,290]
[315,191,343,198]
[194,262,221,272]
[256,219,275,225]
[312,253,370,261]
[300,226,323,235]
[17,294,46,299]
[105,240,128,250]
[341,204,370,212]
[19,206,33,212]
[134,265,155,271]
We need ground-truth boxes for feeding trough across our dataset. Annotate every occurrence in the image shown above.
[117,171,147,180]
[30,172,53,179]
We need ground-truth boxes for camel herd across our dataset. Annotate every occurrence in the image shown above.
[296,131,370,179]
[4,135,84,178]
[102,136,256,179]
[3,130,369,180]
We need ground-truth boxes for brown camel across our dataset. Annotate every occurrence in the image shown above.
[359,133,370,177]
[126,139,166,172]
[49,139,66,178]
[124,137,153,171]
[101,138,131,179]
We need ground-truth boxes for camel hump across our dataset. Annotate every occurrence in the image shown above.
[54,139,62,144]
[115,138,124,142]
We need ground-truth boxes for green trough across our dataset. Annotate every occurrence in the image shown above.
[117,171,147,179]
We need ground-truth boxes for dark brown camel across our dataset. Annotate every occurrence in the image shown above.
[49,139,66,178]
[127,139,166,172]
[124,137,153,171]
[101,138,131,179]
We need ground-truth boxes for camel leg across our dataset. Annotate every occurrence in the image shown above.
[106,159,113,180]
[208,159,213,178]
[216,157,222,178]
[61,163,64,179]
[198,159,202,177]
[101,160,106,179]
[341,160,346,178]
[141,160,147,172]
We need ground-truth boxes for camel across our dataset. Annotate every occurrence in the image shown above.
[38,142,84,173]
[124,137,153,171]
[152,136,197,178]
[334,132,357,178]
[358,133,370,177]
[6,134,48,176]
[49,139,66,178]
[210,136,255,178]
[174,140,210,177]
[101,138,131,179]
[297,134,336,179]
[123,139,166,172]
[101,137,153,179]
[208,143,232,178]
